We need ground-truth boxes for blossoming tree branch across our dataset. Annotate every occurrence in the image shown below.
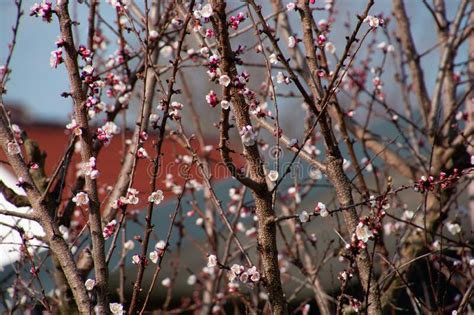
[0,0,473,314]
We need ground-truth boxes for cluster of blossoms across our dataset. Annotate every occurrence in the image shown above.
[445,222,462,235]
[240,125,258,147]
[364,15,384,28]
[72,191,89,206]
[149,240,166,264]
[192,3,213,32]
[169,101,184,120]
[372,76,385,101]
[227,265,260,290]
[102,220,117,239]
[314,201,329,217]
[81,65,104,93]
[96,121,121,145]
[50,48,63,69]
[148,190,164,205]
[233,71,250,90]
[66,119,82,136]
[275,71,291,85]
[30,1,53,23]
[49,37,66,69]
[193,3,213,20]
[343,196,389,258]
[413,170,462,193]
[250,102,272,118]
[78,45,93,62]
[105,73,128,101]
[81,157,100,179]
[206,54,221,79]
[299,202,329,223]
[337,269,354,282]
[229,12,246,30]
[205,90,219,107]
[207,255,260,291]
[112,188,140,209]
[414,175,436,193]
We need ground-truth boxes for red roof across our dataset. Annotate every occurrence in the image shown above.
[1,124,237,211]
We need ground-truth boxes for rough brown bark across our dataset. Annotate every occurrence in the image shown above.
[296,1,382,313]
[0,100,91,314]
[211,1,288,313]
[57,2,109,312]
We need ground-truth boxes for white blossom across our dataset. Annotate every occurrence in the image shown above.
[149,251,159,264]
[239,272,249,283]
[231,264,243,275]
[59,225,69,240]
[161,278,171,288]
[276,72,286,84]
[342,158,351,171]
[364,15,380,28]
[325,42,336,54]
[201,4,213,18]
[269,53,278,64]
[109,303,124,315]
[155,240,166,251]
[355,222,374,243]
[187,274,197,285]
[268,170,279,182]
[299,211,310,223]
[240,125,257,146]
[85,279,96,291]
[220,100,231,110]
[102,121,120,136]
[72,191,89,206]
[123,240,134,251]
[132,254,141,264]
[207,254,217,268]
[149,30,159,40]
[446,222,461,235]
[148,190,164,205]
[82,157,99,179]
[288,36,297,48]
[315,202,329,217]
[219,74,231,87]
[82,65,94,75]
[137,147,148,158]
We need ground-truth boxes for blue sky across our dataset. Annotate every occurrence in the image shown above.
[0,1,463,125]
